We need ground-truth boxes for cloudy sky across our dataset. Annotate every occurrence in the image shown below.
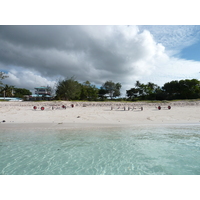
[0,25,200,96]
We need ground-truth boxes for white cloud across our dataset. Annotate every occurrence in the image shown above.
[4,68,57,94]
[139,25,200,55]
[139,58,200,86]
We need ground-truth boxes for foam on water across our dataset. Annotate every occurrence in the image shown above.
[0,125,200,175]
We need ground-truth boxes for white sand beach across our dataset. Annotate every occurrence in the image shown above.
[0,101,200,129]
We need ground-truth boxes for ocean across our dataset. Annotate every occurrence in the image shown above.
[0,124,200,175]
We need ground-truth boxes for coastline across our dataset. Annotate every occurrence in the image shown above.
[0,100,200,130]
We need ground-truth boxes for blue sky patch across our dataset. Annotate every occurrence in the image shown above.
[180,40,200,61]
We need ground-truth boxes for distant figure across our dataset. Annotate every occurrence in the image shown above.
[141,107,143,111]
[158,106,161,110]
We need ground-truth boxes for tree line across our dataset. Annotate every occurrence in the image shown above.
[55,77,121,101]
[56,77,200,101]
[126,79,200,100]
[1,71,200,101]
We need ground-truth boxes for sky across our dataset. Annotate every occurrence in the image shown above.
[0,25,200,96]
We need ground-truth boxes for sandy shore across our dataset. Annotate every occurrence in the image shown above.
[0,101,200,129]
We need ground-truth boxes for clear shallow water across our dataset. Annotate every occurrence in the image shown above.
[0,125,200,175]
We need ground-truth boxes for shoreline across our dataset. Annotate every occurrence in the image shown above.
[1,122,200,131]
[1,100,200,130]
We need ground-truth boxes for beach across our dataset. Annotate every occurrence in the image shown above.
[1,100,200,129]
[1,100,200,175]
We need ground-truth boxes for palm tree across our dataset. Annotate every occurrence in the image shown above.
[2,85,15,97]
[135,81,141,88]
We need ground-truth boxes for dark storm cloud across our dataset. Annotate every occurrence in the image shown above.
[0,26,85,50]
[0,25,169,93]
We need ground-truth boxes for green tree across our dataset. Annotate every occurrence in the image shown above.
[126,88,139,100]
[55,77,81,100]
[80,81,99,101]
[154,86,166,100]
[1,84,15,97]
[163,79,200,99]
[127,81,160,100]
[113,83,122,97]
[98,87,107,100]
[162,80,180,99]
[134,81,145,97]
[145,82,160,100]
[14,88,32,98]
[101,81,122,99]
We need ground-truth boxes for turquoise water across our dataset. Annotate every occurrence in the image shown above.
[0,125,200,175]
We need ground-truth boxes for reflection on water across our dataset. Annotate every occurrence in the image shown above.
[0,125,200,175]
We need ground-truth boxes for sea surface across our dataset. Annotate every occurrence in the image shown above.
[0,125,200,175]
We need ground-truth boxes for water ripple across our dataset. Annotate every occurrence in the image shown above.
[0,125,200,175]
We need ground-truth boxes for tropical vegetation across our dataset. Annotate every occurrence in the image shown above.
[1,71,200,101]
[126,79,200,101]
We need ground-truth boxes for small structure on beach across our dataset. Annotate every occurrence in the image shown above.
[29,86,52,101]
